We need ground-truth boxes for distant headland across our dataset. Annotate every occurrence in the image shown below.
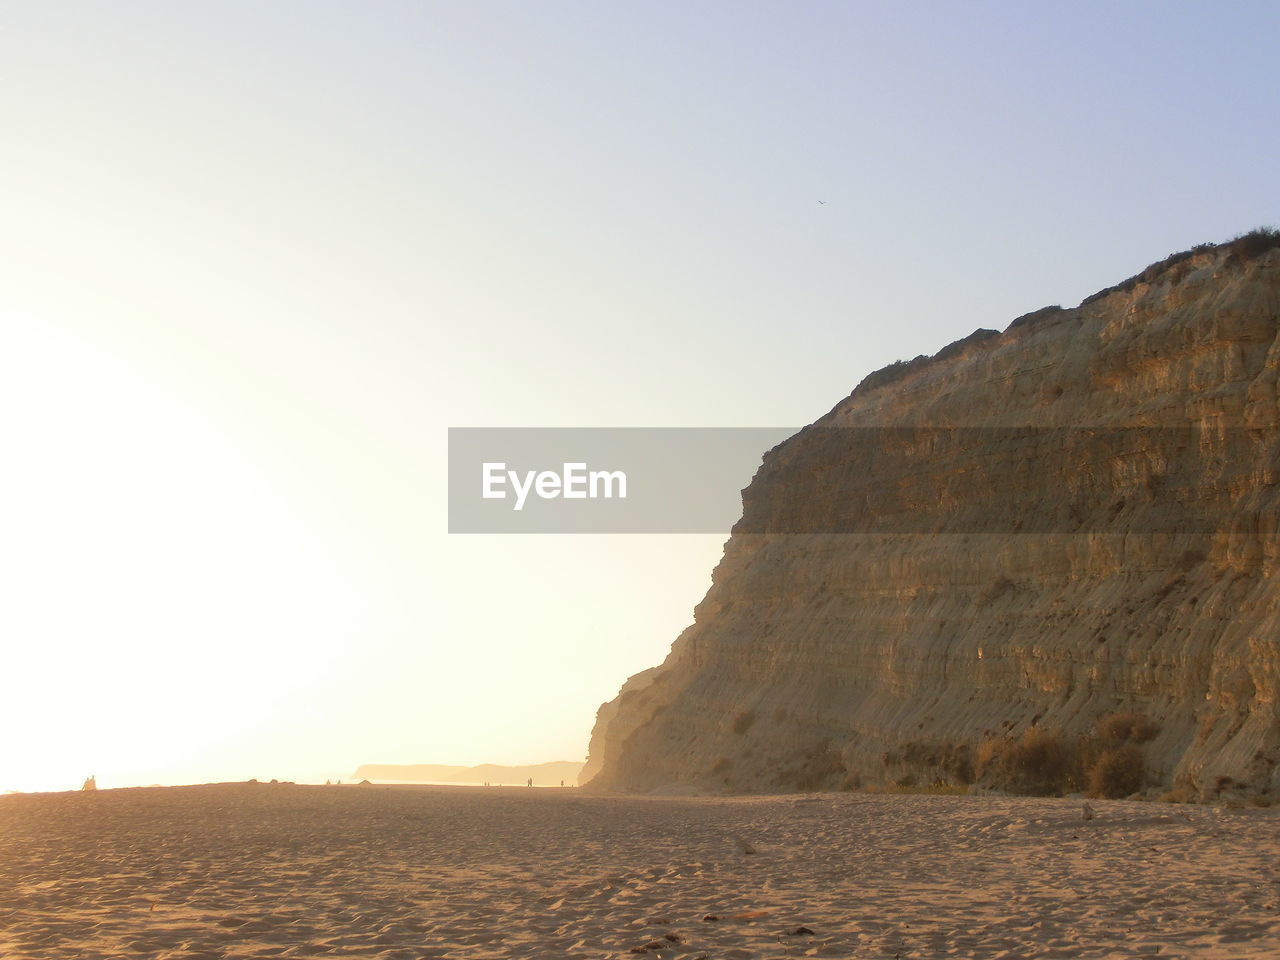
[351,761,582,786]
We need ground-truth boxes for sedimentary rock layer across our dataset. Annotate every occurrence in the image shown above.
[583,235,1280,799]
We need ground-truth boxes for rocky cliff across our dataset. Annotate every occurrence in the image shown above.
[583,232,1280,801]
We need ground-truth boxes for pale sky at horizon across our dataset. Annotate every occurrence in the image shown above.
[2,1,1277,792]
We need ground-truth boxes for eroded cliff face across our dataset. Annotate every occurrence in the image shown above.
[584,237,1280,800]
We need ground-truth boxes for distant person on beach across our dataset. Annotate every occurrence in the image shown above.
[527,778,533,787]
[81,775,97,791]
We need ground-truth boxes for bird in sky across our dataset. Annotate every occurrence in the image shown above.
[817,200,827,205]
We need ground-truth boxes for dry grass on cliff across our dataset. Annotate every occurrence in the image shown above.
[976,728,1077,796]
[972,713,1162,799]
[1086,745,1147,799]
[1224,225,1280,264]
[1080,226,1280,306]
[854,228,1280,398]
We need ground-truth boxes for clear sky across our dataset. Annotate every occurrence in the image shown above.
[2,2,1277,792]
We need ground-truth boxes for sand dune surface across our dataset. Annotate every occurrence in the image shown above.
[2,783,1278,958]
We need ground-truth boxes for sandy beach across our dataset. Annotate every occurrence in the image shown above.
[1,783,1277,959]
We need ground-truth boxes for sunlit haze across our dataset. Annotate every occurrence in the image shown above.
[2,2,1277,792]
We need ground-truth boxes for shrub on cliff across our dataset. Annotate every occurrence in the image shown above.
[777,739,846,791]
[1082,713,1157,797]
[1087,745,1146,798]
[1224,226,1280,266]
[1096,712,1159,746]
[894,739,975,786]
[1081,227,1280,307]
[975,713,1159,798]
[976,728,1076,795]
